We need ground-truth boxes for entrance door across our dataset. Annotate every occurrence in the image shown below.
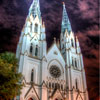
[28,98,33,100]
[55,98,63,100]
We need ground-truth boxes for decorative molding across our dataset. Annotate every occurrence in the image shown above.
[47,59,64,73]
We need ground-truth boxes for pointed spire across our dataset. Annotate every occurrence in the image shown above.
[76,36,81,53]
[61,2,72,34]
[76,36,79,43]
[57,39,60,48]
[42,21,45,28]
[29,0,41,19]
[54,37,56,43]
[76,36,79,47]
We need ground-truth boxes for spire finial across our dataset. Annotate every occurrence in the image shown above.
[43,21,45,28]
[57,39,60,48]
[54,37,56,43]
[76,36,79,42]
[62,2,65,5]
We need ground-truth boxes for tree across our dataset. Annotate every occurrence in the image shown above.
[0,52,23,100]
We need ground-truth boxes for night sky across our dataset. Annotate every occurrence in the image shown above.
[0,0,99,100]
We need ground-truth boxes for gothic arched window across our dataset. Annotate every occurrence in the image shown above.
[30,43,33,54]
[71,39,74,47]
[72,58,74,66]
[75,59,77,68]
[61,84,63,90]
[28,98,33,100]
[35,45,38,56]
[49,82,51,88]
[63,44,64,48]
[55,83,58,89]
[34,24,38,33]
[52,83,54,89]
[31,69,34,82]
[75,79,78,89]
[57,84,60,89]
[30,23,32,32]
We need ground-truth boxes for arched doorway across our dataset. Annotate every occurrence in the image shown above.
[55,98,63,100]
[28,98,33,100]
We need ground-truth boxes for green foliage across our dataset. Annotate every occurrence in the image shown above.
[0,52,23,100]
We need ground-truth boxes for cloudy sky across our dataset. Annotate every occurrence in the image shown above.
[0,0,99,100]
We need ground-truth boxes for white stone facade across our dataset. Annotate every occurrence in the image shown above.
[16,0,89,100]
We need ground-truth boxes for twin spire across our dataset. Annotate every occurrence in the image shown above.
[29,0,72,33]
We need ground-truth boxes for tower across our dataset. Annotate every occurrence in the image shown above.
[60,2,89,100]
[16,0,46,72]
[16,0,47,99]
[16,1,88,100]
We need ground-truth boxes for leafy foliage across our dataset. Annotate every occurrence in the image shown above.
[0,52,23,100]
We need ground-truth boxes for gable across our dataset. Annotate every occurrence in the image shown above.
[46,43,65,65]
[44,43,66,79]
[52,89,64,99]
[25,85,40,100]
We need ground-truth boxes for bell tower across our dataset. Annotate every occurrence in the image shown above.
[16,1,89,100]
[16,0,46,72]
[60,2,89,100]
[16,0,47,99]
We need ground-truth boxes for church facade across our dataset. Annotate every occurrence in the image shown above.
[16,0,89,100]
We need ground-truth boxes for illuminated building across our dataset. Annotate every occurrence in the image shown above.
[16,0,89,100]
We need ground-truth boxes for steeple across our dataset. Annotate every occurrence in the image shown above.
[29,0,41,19]
[16,1,89,100]
[16,0,47,61]
[61,2,72,34]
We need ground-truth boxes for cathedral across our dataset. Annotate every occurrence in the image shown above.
[16,0,89,100]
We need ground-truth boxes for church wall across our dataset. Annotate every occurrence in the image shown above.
[16,0,89,99]
[22,56,41,84]
[71,70,83,91]
[20,85,40,100]
[18,54,24,72]
[42,45,66,82]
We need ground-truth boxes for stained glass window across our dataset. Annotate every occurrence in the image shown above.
[75,79,78,89]
[31,69,34,82]
[34,24,38,33]
[75,59,77,68]
[30,23,32,32]
[35,45,38,56]
[30,43,33,54]
[71,39,74,47]
[72,59,74,66]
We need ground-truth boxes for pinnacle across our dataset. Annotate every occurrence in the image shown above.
[62,2,65,5]
[42,22,45,28]
[54,37,56,43]
[76,36,79,42]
